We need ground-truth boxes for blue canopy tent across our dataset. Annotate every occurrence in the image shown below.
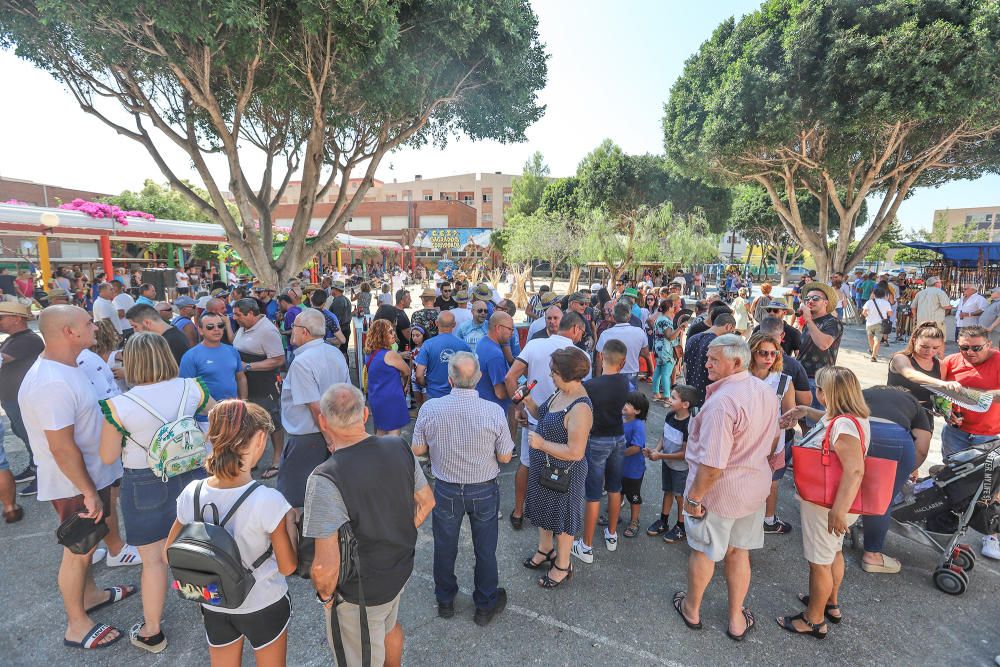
[900,241,1000,296]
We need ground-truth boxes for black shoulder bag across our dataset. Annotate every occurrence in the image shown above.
[328,521,369,667]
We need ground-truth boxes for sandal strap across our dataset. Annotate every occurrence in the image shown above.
[550,561,570,573]
[82,624,116,648]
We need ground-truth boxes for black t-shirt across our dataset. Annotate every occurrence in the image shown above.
[863,387,932,434]
[373,304,411,348]
[0,274,17,298]
[329,294,352,329]
[529,329,549,341]
[755,322,802,356]
[162,325,191,365]
[434,296,457,311]
[781,354,811,393]
[584,373,631,437]
[687,318,709,339]
[798,314,844,378]
[0,329,44,401]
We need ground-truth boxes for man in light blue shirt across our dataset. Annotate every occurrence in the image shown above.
[178,312,246,425]
[457,300,490,350]
[416,311,470,398]
[135,283,157,307]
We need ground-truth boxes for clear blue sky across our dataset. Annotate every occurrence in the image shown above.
[0,0,996,233]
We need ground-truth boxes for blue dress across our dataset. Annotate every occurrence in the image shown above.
[524,393,591,535]
[366,349,410,431]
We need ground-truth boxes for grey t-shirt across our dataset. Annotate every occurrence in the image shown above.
[302,454,428,539]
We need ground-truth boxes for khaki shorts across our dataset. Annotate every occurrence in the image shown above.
[800,500,859,565]
[324,589,402,667]
[684,504,765,562]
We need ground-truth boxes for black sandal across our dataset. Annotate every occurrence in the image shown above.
[776,612,828,639]
[522,548,555,570]
[260,466,279,480]
[797,593,842,624]
[727,608,755,641]
[537,561,573,588]
[672,591,702,630]
[509,512,524,530]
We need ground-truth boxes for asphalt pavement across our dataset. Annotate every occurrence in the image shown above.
[1,299,999,666]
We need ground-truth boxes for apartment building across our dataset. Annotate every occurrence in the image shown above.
[371,172,516,228]
[933,206,1000,242]
[0,176,110,208]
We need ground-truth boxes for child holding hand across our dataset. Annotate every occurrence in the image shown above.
[644,385,697,543]
[621,391,649,538]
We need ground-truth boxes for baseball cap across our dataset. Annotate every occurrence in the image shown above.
[569,291,589,304]
[197,295,212,309]
[766,300,789,310]
[331,280,346,291]
[210,288,229,298]
[174,296,197,308]
[589,283,602,292]
[623,287,639,298]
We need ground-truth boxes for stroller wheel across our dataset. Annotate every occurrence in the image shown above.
[933,566,968,595]
[953,545,976,572]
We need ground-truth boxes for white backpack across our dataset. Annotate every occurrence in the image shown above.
[123,379,207,481]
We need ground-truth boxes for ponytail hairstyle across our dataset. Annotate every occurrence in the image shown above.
[204,399,274,479]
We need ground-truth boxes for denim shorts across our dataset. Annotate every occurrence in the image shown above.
[120,467,205,546]
[584,434,625,501]
[942,424,999,458]
[0,421,7,471]
[661,462,687,495]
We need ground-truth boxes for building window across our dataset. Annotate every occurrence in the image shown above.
[483,213,493,223]
[503,193,512,203]
[440,193,453,201]
[462,195,473,204]
[423,194,433,201]
[482,194,492,203]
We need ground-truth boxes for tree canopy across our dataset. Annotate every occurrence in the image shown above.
[1,0,547,284]
[102,179,227,223]
[664,0,1000,279]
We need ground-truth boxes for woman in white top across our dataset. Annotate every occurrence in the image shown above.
[748,333,796,534]
[777,366,871,638]
[862,287,894,362]
[167,400,297,666]
[98,333,214,653]
[731,287,752,335]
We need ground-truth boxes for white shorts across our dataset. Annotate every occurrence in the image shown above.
[684,505,765,562]
[800,500,859,565]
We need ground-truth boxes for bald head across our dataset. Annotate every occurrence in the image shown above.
[544,305,562,335]
[448,351,481,389]
[39,305,95,355]
[206,297,226,314]
[489,311,514,343]
[436,310,457,332]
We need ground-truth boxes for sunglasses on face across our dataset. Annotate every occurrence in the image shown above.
[755,349,779,358]
[474,309,487,314]
[766,309,784,314]
[959,344,986,352]
[442,289,451,292]
[803,295,826,303]
[202,323,222,331]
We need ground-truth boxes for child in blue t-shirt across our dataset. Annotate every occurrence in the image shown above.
[620,391,649,538]
[644,384,697,543]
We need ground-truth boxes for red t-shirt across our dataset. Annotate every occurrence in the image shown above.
[941,351,1000,435]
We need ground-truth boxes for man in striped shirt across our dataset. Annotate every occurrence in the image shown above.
[411,352,514,626]
[673,334,780,641]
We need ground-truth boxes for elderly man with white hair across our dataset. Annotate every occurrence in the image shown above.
[275,308,350,508]
[910,275,952,331]
[673,334,780,642]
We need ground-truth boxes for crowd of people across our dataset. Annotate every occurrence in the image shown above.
[0,260,998,665]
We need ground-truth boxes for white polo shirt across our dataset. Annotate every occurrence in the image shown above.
[233,316,284,359]
[596,323,649,374]
[514,333,575,426]
[280,339,349,435]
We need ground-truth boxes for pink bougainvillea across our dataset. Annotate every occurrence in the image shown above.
[274,225,318,238]
[3,199,29,205]
[59,198,155,226]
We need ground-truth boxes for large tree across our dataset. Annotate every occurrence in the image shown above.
[664,0,1000,280]
[1,0,547,285]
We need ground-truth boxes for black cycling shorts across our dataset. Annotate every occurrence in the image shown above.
[201,593,291,650]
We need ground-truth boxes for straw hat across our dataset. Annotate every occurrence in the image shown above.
[0,301,33,319]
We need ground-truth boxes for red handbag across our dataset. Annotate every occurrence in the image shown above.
[791,414,897,516]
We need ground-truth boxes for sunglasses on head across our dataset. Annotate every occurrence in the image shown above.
[959,344,986,352]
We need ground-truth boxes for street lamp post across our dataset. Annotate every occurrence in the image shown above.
[38,211,60,288]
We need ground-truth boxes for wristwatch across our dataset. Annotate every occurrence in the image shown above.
[684,497,702,509]
[243,362,252,373]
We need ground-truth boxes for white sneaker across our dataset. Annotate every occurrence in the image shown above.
[90,547,108,565]
[604,528,618,552]
[107,544,142,567]
[570,539,594,564]
[982,535,1000,560]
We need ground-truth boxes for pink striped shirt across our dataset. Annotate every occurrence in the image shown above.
[684,370,780,518]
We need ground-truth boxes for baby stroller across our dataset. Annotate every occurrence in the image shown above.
[887,438,1000,595]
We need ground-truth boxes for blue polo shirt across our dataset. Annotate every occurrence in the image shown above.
[179,343,242,421]
[414,332,470,398]
[475,336,511,409]
[621,418,647,479]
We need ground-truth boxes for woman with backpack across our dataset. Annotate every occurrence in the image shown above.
[166,400,298,666]
[98,333,215,653]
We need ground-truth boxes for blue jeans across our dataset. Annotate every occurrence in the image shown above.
[860,421,917,553]
[432,480,500,610]
[652,358,673,396]
[941,424,998,458]
[584,435,625,501]
[2,398,32,468]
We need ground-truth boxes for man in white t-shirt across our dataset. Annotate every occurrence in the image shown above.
[957,283,989,331]
[19,305,127,649]
[92,282,121,334]
[594,302,654,385]
[175,268,191,295]
[110,281,136,338]
[502,311,585,528]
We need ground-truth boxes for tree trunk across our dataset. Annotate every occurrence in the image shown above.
[548,257,556,288]
[567,265,581,293]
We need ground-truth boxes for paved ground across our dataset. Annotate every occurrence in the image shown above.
[1,287,999,666]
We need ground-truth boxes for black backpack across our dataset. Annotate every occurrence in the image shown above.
[167,480,273,609]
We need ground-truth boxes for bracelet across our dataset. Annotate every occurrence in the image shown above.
[316,590,336,605]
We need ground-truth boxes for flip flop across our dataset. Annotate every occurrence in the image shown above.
[672,591,702,630]
[63,623,123,649]
[85,585,138,614]
[260,466,279,480]
[727,608,755,641]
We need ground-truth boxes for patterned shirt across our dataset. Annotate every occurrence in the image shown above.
[684,371,780,519]
[683,331,717,399]
[412,388,514,484]
[457,319,489,350]
[411,307,440,339]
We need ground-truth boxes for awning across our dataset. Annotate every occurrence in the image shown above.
[900,242,1000,265]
